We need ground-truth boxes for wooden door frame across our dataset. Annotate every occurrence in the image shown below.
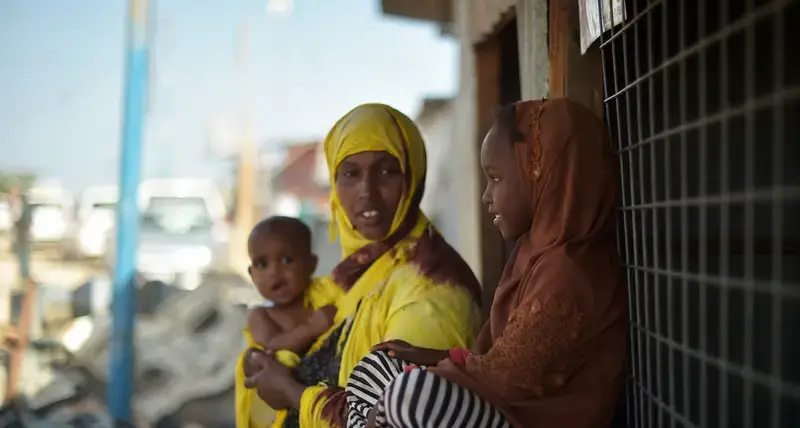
[548,0,605,117]
[474,33,506,319]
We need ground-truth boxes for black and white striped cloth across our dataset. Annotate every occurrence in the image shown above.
[345,351,511,427]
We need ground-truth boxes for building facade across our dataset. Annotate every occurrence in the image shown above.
[382,0,798,426]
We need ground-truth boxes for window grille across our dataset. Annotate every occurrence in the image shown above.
[597,0,799,427]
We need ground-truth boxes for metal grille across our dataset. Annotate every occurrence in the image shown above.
[597,0,799,427]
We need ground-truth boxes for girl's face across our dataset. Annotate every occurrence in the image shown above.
[335,150,405,240]
[480,126,532,241]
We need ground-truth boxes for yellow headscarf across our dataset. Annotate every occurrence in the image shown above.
[324,103,429,258]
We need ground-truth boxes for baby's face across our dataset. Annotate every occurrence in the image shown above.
[248,232,315,306]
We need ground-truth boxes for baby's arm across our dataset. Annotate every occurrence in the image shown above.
[246,307,281,350]
[243,308,279,377]
[248,305,336,355]
[265,305,336,354]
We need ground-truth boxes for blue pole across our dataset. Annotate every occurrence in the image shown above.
[109,0,150,423]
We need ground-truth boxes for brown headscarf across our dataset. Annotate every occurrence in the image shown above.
[430,98,627,428]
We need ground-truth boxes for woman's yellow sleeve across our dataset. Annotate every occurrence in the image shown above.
[235,330,299,428]
[384,282,480,350]
[234,346,254,428]
[235,331,275,428]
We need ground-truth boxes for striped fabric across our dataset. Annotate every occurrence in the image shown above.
[346,351,511,427]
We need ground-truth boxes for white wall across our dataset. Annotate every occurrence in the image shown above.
[419,0,483,280]
[417,103,454,220]
[418,102,470,249]
[516,0,550,100]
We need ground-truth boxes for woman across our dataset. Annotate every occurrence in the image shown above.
[345,98,627,428]
[243,103,483,427]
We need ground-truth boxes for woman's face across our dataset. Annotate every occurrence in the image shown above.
[335,151,405,240]
[480,126,532,241]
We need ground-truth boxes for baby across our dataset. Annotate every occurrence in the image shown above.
[237,216,340,428]
[245,216,337,358]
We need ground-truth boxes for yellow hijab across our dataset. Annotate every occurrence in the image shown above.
[325,103,429,259]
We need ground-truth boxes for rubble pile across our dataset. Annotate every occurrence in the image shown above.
[71,281,246,427]
[6,277,249,427]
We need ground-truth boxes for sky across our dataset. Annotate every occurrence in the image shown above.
[0,0,457,192]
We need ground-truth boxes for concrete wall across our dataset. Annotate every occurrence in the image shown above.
[436,0,484,279]
[416,102,456,237]
[516,0,550,100]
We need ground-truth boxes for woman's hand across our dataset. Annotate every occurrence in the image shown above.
[243,348,266,377]
[371,340,449,367]
[244,352,305,410]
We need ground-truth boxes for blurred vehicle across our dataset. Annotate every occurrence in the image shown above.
[105,178,229,291]
[62,185,118,259]
[26,183,74,249]
[0,195,12,253]
[0,194,11,235]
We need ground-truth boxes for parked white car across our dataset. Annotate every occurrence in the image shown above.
[62,185,118,259]
[0,195,12,235]
[27,184,74,248]
[105,178,230,291]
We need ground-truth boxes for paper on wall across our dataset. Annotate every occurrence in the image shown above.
[578,0,626,54]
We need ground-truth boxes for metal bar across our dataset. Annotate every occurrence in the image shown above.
[618,185,800,210]
[15,195,31,286]
[625,263,800,299]
[677,2,692,423]
[717,1,731,414]
[608,7,646,426]
[660,4,677,425]
[620,5,653,424]
[742,1,757,426]
[5,278,37,402]
[770,2,786,426]
[643,5,657,425]
[595,2,641,425]
[696,2,709,427]
[108,0,151,423]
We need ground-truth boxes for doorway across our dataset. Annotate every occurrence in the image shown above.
[474,15,521,319]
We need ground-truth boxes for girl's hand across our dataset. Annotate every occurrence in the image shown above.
[371,340,449,367]
[365,405,377,428]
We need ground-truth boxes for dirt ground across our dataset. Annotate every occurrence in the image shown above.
[0,238,104,290]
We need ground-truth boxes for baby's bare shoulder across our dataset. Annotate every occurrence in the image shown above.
[247,306,280,332]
